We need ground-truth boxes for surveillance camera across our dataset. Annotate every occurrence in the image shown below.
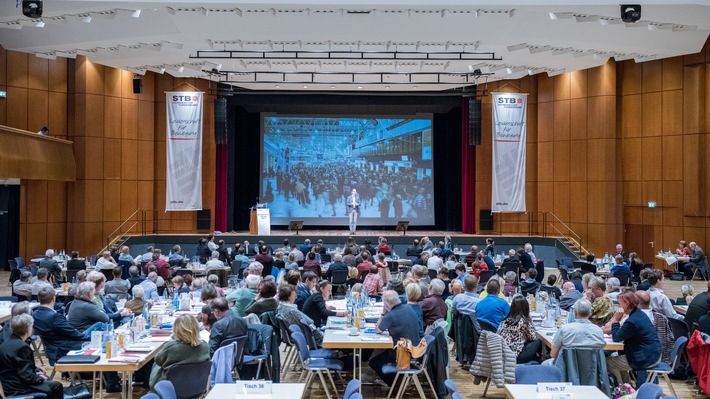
[22,0,43,18]
[620,4,641,23]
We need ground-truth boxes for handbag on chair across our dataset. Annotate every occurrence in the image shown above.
[395,337,427,369]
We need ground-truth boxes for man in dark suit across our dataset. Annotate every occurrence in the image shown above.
[32,287,104,364]
[558,282,583,311]
[0,314,63,399]
[208,297,248,356]
[346,188,360,234]
[405,239,422,257]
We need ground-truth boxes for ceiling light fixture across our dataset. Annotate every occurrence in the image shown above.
[549,12,574,20]
[506,43,528,52]
[35,52,56,60]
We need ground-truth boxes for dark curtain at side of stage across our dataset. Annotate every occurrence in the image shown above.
[227,106,261,231]
[0,185,20,270]
[433,108,463,232]
[461,98,476,234]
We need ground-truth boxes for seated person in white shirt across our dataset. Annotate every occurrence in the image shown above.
[31,268,54,296]
[205,251,225,271]
[647,269,685,320]
[96,251,117,270]
[12,271,33,299]
[542,298,605,365]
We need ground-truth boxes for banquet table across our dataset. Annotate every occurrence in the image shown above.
[505,384,609,399]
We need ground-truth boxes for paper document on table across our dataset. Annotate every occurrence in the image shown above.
[108,356,142,363]
[361,336,391,341]
[665,256,678,266]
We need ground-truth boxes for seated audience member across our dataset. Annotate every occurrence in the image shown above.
[410,265,428,284]
[244,280,278,317]
[449,279,463,298]
[636,268,652,291]
[12,271,33,299]
[226,274,260,317]
[205,251,225,271]
[518,247,535,273]
[463,245,478,265]
[32,287,104,364]
[386,278,406,304]
[497,295,540,364]
[247,261,264,277]
[414,252,430,267]
[190,277,204,300]
[503,249,518,263]
[88,272,133,326]
[140,272,160,301]
[296,271,317,310]
[558,281,583,311]
[610,255,630,274]
[208,297,248,357]
[697,301,710,335]
[677,284,695,305]
[149,315,209,388]
[232,247,250,266]
[377,238,390,254]
[539,275,562,300]
[168,245,184,264]
[172,275,190,296]
[628,252,644,281]
[586,277,613,327]
[406,239,423,257]
[125,285,149,315]
[438,268,452,300]
[66,251,85,271]
[445,255,458,271]
[369,291,422,387]
[454,263,467,284]
[475,279,510,331]
[606,277,621,302]
[40,249,63,286]
[520,269,540,296]
[302,252,322,278]
[471,256,488,278]
[96,250,117,270]
[524,243,537,264]
[206,274,224,297]
[0,314,63,399]
[542,299,605,365]
[285,252,299,271]
[503,271,517,297]
[277,285,324,346]
[200,283,219,304]
[104,266,131,300]
[419,279,448,327]
[67,282,112,331]
[273,251,286,270]
[684,241,707,280]
[67,270,86,297]
[303,280,346,328]
[31,268,53,296]
[356,252,373,278]
[363,265,384,297]
[405,283,425,340]
[127,266,145,290]
[647,269,684,320]
[451,274,480,317]
[634,290,675,363]
[374,253,392,284]
[480,276,506,299]
[325,254,348,279]
[0,302,31,344]
[427,249,445,271]
[607,290,661,385]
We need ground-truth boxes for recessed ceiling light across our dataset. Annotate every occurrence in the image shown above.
[357,86,363,89]
[303,85,308,89]
[385,86,390,89]
[330,85,335,89]
[413,86,418,89]
[275,85,280,88]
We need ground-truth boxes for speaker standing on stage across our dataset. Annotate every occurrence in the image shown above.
[347,188,360,234]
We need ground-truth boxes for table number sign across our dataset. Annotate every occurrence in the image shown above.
[537,382,573,399]
[236,380,272,394]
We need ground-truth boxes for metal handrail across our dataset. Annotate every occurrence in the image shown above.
[492,211,587,256]
[98,209,158,256]
[543,211,582,250]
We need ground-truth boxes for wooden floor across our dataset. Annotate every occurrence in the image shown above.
[1,271,708,398]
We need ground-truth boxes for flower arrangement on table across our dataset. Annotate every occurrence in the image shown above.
[612,383,636,399]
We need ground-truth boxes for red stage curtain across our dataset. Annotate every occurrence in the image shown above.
[461,98,476,234]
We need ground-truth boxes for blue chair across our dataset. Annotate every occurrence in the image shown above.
[350,394,363,399]
[210,342,236,387]
[0,383,47,399]
[514,364,563,384]
[643,336,688,398]
[291,331,344,399]
[452,394,464,399]
[635,382,663,399]
[165,361,211,399]
[343,379,361,399]
[444,379,458,397]
[381,335,436,399]
[154,380,177,399]
[288,324,338,358]
[140,394,160,399]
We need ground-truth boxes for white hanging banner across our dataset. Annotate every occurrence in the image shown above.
[491,92,527,213]
[165,92,203,211]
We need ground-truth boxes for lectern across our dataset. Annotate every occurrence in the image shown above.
[288,220,304,235]
[395,221,410,236]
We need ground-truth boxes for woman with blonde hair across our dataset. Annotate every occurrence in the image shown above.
[149,315,209,388]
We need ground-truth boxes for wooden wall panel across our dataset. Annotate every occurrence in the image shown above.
[27,89,49,132]
[620,61,642,95]
[103,67,122,97]
[663,57,683,91]
[537,142,553,182]
[538,75,553,103]
[641,137,662,181]
[642,92,663,136]
[622,137,642,181]
[683,65,706,134]
[569,182,588,223]
[46,181,67,223]
[48,58,67,93]
[84,61,104,96]
[553,141,570,182]
[25,180,48,223]
[587,96,615,139]
[569,98,588,140]
[120,140,138,181]
[7,52,28,88]
[553,100,570,142]
[661,135,683,181]
[683,134,705,216]
[48,92,68,137]
[122,98,138,140]
[103,96,122,139]
[537,102,553,142]
[7,87,28,130]
[642,61,663,93]
[589,61,616,97]
[537,181,553,212]
[120,181,138,221]
[553,74,570,100]
[621,95,642,138]
[662,90,683,135]
[569,140,588,182]
[25,223,47,256]
[570,70,587,99]
[85,94,105,137]
[27,57,48,91]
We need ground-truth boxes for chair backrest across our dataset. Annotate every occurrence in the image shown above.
[558,267,570,283]
[291,331,311,363]
[321,254,332,263]
[100,268,114,281]
[635,382,663,399]
[560,258,574,269]
[343,379,361,399]
[452,394,463,399]
[0,296,17,303]
[418,335,437,369]
[478,270,496,285]
[15,257,25,269]
[154,380,177,399]
[427,269,437,280]
[514,364,563,384]
[297,260,305,268]
[210,342,236,386]
[330,269,349,285]
[479,320,497,332]
[669,336,689,368]
[556,347,611,396]
[275,315,293,346]
[8,259,18,271]
[219,336,239,349]
[668,317,689,339]
[166,360,212,399]
[295,318,319,350]
[350,394,363,399]
[444,379,458,396]
[234,335,248,368]
[611,270,630,286]
[140,393,161,399]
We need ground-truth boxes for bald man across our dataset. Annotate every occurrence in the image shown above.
[559,281,583,311]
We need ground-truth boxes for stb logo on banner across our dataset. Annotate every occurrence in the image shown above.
[491,92,527,213]
[165,92,203,211]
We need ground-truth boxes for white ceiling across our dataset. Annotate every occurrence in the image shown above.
[1,1,709,91]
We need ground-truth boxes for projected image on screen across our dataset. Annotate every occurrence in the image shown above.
[260,115,434,227]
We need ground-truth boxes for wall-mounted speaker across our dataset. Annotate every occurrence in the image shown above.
[196,209,211,230]
[479,209,493,231]
[132,77,142,94]
[469,98,482,145]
